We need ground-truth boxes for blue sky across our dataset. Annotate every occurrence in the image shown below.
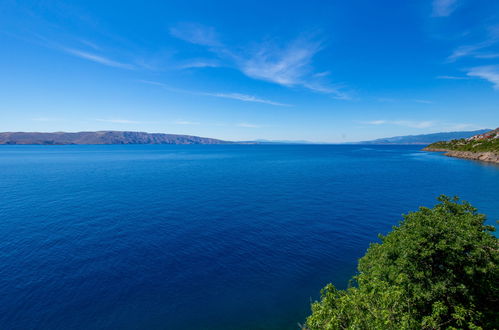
[0,0,498,142]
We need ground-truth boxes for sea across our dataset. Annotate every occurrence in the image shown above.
[0,144,498,329]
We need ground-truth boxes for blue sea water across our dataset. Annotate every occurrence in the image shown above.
[0,144,498,329]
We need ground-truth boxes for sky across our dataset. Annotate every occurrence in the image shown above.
[0,0,498,142]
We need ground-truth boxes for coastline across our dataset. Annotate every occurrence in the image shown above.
[423,148,499,164]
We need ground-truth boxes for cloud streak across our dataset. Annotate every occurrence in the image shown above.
[14,32,138,70]
[436,75,470,80]
[467,65,499,89]
[138,80,290,106]
[447,25,499,61]
[235,38,321,86]
[203,92,291,106]
[448,44,488,62]
[169,23,221,47]
[237,123,261,128]
[374,98,434,104]
[31,117,63,122]
[174,120,200,125]
[413,99,434,104]
[96,119,143,124]
[177,59,220,69]
[169,23,349,99]
[363,120,480,131]
[432,0,458,17]
[362,120,436,129]
[62,48,134,69]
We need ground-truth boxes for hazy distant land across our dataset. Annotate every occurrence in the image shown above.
[0,131,231,145]
[0,129,492,145]
[355,129,491,145]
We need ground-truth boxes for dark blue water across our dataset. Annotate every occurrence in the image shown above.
[0,145,498,329]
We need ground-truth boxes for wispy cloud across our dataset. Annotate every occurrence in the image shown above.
[467,65,499,89]
[413,99,434,104]
[77,39,101,50]
[62,48,134,69]
[174,120,200,125]
[375,98,434,104]
[314,71,331,78]
[394,121,435,129]
[376,97,397,103]
[448,44,486,62]
[364,120,387,125]
[169,24,350,99]
[137,80,175,89]
[234,37,350,99]
[12,31,138,70]
[432,0,458,17]
[237,123,262,128]
[177,59,220,69]
[303,82,351,100]
[362,120,480,131]
[447,123,476,130]
[204,92,291,106]
[31,117,62,122]
[235,37,321,86]
[169,23,221,47]
[362,120,436,129]
[474,53,499,59]
[436,75,470,80]
[138,80,290,106]
[96,119,143,124]
[448,25,499,61]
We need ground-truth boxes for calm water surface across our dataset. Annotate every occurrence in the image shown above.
[0,145,498,329]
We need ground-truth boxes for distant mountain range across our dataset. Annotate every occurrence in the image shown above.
[356,129,491,145]
[0,129,493,145]
[250,139,318,144]
[0,131,230,145]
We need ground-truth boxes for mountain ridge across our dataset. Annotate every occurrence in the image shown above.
[356,129,491,145]
[0,131,231,145]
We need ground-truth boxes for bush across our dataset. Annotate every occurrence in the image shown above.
[427,138,499,152]
[306,196,498,329]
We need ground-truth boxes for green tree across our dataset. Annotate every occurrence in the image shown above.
[306,196,498,329]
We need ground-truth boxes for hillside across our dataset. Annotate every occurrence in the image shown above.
[0,131,231,145]
[357,129,490,145]
[424,128,499,152]
[423,128,499,163]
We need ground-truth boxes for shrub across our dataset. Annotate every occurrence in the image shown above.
[306,196,498,329]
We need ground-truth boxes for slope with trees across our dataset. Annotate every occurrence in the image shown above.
[424,128,499,163]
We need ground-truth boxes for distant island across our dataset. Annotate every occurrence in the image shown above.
[0,131,231,145]
[423,128,499,164]
[356,129,491,145]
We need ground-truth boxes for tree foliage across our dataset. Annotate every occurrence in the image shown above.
[427,138,499,153]
[306,196,498,329]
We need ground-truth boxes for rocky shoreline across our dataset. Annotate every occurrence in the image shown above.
[423,148,499,164]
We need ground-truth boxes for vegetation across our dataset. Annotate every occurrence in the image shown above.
[426,129,499,153]
[427,139,499,153]
[306,196,498,329]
